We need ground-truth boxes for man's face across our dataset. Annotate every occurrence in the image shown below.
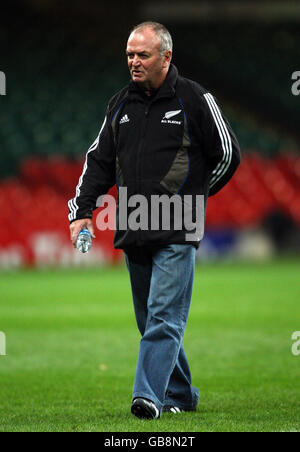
[126,27,171,89]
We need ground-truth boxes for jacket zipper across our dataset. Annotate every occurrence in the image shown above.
[135,103,150,245]
[135,94,172,245]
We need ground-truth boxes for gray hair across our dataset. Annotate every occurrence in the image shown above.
[131,21,173,55]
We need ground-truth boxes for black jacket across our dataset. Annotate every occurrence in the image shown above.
[68,64,241,250]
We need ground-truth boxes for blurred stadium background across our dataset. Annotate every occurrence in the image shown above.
[0,0,300,268]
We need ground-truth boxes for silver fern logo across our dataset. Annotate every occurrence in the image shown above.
[0,71,6,96]
[162,110,182,125]
[163,110,182,120]
[0,332,6,356]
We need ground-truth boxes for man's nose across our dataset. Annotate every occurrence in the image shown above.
[132,55,141,66]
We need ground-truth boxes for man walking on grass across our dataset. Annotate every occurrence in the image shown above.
[69,22,241,419]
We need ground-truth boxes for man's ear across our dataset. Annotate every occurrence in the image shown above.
[163,50,172,68]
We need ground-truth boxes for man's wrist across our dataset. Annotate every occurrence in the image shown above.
[69,215,93,225]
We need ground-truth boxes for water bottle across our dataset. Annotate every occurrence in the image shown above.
[76,229,92,254]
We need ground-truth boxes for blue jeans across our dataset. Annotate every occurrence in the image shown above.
[124,244,199,415]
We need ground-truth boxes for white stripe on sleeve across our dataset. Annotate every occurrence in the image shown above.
[68,116,107,221]
[203,93,232,189]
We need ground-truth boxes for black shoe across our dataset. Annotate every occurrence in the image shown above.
[131,398,160,419]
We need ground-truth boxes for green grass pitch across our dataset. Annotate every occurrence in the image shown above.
[0,259,300,432]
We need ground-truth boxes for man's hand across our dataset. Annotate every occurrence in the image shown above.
[70,219,96,249]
